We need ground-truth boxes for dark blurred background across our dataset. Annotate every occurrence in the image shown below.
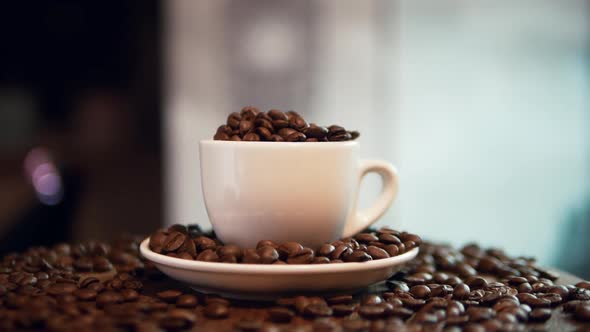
[0,1,589,279]
[0,1,162,252]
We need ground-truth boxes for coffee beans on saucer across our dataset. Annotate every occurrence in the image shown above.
[213,106,359,142]
[149,224,420,264]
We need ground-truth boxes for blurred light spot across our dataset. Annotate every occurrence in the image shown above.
[239,17,298,72]
[24,147,63,206]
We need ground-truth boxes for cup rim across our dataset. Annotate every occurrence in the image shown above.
[200,139,358,146]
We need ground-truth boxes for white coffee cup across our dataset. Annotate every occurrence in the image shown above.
[199,140,399,248]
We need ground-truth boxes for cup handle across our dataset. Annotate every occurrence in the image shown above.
[342,160,399,238]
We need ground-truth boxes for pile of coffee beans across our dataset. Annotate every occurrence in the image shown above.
[213,106,359,142]
[0,228,589,331]
[149,224,421,264]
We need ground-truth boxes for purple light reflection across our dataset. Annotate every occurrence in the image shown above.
[23,147,63,206]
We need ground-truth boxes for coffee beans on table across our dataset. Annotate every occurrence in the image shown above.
[213,106,359,142]
[0,226,588,331]
[148,225,421,264]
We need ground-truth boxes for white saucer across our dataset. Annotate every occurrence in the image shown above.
[139,238,418,300]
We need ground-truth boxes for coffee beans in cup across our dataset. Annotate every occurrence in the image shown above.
[148,224,420,264]
[213,106,360,142]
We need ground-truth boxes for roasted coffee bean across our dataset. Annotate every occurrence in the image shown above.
[256,240,278,249]
[168,224,188,234]
[527,297,552,308]
[278,242,303,258]
[399,233,422,246]
[466,307,494,322]
[214,131,230,140]
[507,276,528,285]
[204,302,229,319]
[378,233,401,245]
[156,289,183,303]
[268,109,288,121]
[529,308,552,322]
[452,284,470,300]
[294,296,311,313]
[327,295,353,305]
[400,297,426,309]
[242,249,261,264]
[388,307,413,319]
[405,272,433,285]
[73,288,97,301]
[120,289,139,302]
[176,252,193,260]
[239,119,254,136]
[355,233,379,243]
[96,291,124,308]
[268,134,283,141]
[563,300,585,313]
[383,245,400,257]
[257,246,279,264]
[255,118,274,134]
[517,282,533,293]
[268,306,295,323]
[343,250,372,262]
[217,244,243,260]
[73,257,93,271]
[304,125,328,139]
[516,292,536,303]
[240,106,259,118]
[318,244,335,257]
[285,131,306,142]
[161,309,197,330]
[243,132,260,141]
[465,276,488,289]
[288,114,309,131]
[386,280,410,293]
[570,287,590,301]
[227,112,241,129]
[358,305,385,319]
[196,249,219,262]
[174,294,198,308]
[367,246,390,260]
[313,318,338,332]
[547,285,570,299]
[163,232,186,252]
[93,257,113,272]
[410,285,431,299]
[331,304,356,317]
[331,244,353,260]
[361,295,383,305]
[312,257,331,264]
[396,243,406,254]
[538,292,562,306]
[47,282,78,296]
[454,262,477,277]
[341,318,370,331]
[327,125,346,136]
[277,128,297,140]
[574,304,590,322]
[303,303,333,318]
[287,248,314,264]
